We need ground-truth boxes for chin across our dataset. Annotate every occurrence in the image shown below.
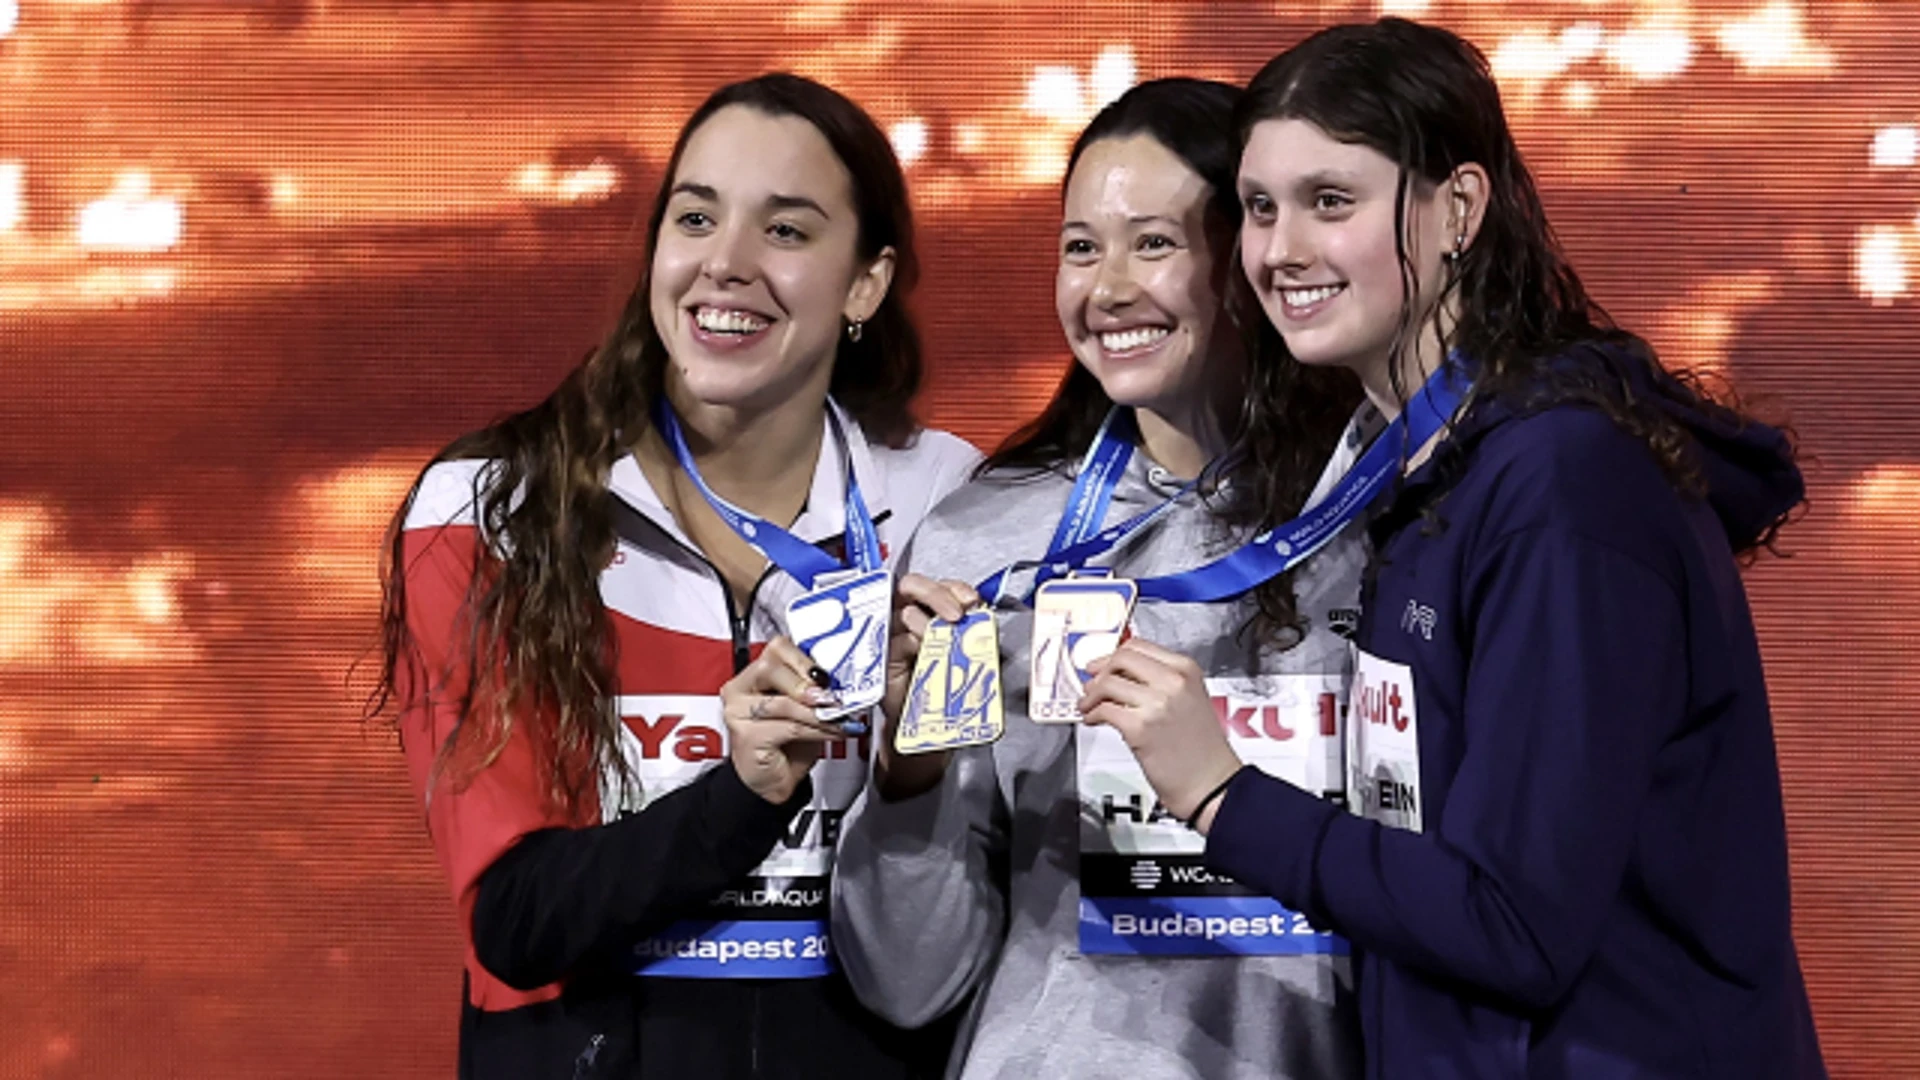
[672,357,781,409]
[1091,371,1185,413]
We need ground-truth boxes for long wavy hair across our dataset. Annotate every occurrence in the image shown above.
[989,77,1360,650]
[1240,18,1795,551]
[370,73,924,815]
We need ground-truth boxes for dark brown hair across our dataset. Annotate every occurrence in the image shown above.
[989,78,1360,650]
[1241,18,1795,550]
[370,73,923,814]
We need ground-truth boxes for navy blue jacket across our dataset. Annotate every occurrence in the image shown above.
[1206,347,1826,1079]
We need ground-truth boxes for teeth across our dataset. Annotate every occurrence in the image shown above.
[1098,327,1171,353]
[694,306,770,334]
[1282,285,1343,307]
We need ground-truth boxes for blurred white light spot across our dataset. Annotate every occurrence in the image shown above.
[1716,0,1833,71]
[889,118,929,166]
[1607,26,1693,80]
[556,162,618,202]
[1854,225,1909,305]
[1848,465,1920,523]
[0,1,18,39]
[1872,126,1917,168]
[76,171,184,252]
[1378,0,1432,15]
[1562,80,1598,113]
[515,161,618,204]
[1024,66,1085,123]
[0,161,22,233]
[270,173,300,208]
[1089,46,1137,110]
[1560,23,1606,63]
[515,162,552,193]
[1491,30,1569,84]
[129,563,180,624]
[954,123,986,155]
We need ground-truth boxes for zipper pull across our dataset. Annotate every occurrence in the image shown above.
[573,1033,605,1079]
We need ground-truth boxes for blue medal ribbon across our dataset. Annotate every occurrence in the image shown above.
[976,408,1208,605]
[1132,362,1465,602]
[982,360,1468,607]
[654,399,883,590]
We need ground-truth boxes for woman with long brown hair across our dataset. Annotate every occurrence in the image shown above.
[813,78,1365,1079]
[1105,19,1824,1079]
[375,73,976,1078]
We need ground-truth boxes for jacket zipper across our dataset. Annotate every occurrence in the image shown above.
[572,1033,605,1080]
[719,566,775,675]
[619,508,812,1079]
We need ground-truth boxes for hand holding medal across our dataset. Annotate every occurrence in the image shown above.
[718,637,855,805]
[881,575,1002,796]
[1078,638,1245,833]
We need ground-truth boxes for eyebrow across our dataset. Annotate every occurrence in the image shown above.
[669,182,830,219]
[1059,213,1184,234]
[1293,169,1365,188]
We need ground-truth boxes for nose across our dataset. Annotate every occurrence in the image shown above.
[1089,248,1141,311]
[700,222,756,286]
[1258,209,1312,277]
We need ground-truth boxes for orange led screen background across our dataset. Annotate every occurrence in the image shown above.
[1,1,1915,1077]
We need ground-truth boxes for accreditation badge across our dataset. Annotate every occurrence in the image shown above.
[1347,647,1422,832]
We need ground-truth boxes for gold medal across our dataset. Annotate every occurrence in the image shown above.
[895,608,1004,754]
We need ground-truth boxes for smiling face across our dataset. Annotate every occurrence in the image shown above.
[1055,134,1240,419]
[1237,117,1459,390]
[649,105,892,416]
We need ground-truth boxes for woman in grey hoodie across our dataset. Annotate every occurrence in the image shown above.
[819,79,1369,1079]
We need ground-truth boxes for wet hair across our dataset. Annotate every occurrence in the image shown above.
[990,78,1360,650]
[1240,17,1794,550]
[370,73,922,813]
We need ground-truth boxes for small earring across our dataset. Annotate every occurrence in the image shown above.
[1443,234,1466,263]
[846,318,864,343]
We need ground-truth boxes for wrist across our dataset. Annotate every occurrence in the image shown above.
[1185,764,1246,833]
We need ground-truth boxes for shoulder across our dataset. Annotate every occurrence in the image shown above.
[867,426,983,531]
[875,427,982,492]
[404,458,499,531]
[898,464,1071,580]
[1458,406,1688,577]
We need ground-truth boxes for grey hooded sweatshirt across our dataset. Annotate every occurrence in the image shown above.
[831,428,1371,1080]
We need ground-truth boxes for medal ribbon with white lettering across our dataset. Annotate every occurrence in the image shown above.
[655,398,883,585]
[975,408,1208,606]
[635,400,880,979]
[995,360,1467,609]
[1130,361,1465,601]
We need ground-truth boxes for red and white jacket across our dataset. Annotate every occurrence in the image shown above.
[397,401,979,1025]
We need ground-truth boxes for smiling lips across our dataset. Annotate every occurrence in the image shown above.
[1096,325,1172,358]
[1277,283,1346,321]
[689,304,773,349]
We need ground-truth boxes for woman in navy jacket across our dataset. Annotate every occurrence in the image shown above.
[1078,18,1827,1079]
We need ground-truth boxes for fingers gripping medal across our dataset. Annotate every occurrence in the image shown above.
[1029,574,1137,723]
[896,607,1004,754]
[785,569,893,735]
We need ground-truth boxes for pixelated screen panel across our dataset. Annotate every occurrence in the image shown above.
[0,2,1915,1076]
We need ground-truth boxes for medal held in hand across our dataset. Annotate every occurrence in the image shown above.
[895,607,1004,754]
[786,569,893,733]
[1029,574,1137,723]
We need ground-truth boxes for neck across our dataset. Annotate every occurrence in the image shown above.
[1359,307,1456,419]
[658,378,827,518]
[1134,401,1226,482]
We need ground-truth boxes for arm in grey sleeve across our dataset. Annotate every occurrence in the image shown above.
[831,742,1009,1029]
